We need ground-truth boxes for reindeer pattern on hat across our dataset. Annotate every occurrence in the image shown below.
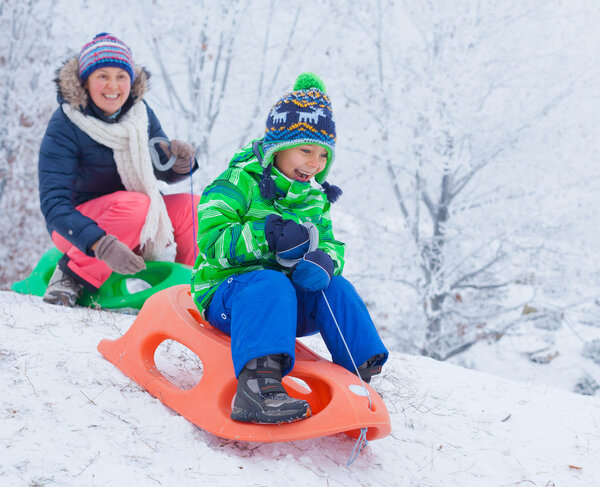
[270,107,288,124]
[270,106,327,126]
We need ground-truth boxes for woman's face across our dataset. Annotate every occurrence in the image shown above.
[85,67,131,116]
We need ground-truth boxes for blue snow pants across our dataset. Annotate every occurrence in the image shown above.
[205,269,388,378]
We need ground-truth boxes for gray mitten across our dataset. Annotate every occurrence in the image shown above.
[94,235,146,275]
[170,139,195,173]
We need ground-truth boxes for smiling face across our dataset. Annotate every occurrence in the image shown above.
[273,144,328,182]
[84,67,131,116]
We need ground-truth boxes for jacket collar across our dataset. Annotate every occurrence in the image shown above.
[272,166,312,204]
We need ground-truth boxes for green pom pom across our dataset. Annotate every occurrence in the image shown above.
[293,72,326,93]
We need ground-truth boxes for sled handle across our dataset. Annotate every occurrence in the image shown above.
[149,137,177,171]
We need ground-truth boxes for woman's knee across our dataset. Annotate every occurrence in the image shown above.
[115,191,150,211]
[111,191,150,226]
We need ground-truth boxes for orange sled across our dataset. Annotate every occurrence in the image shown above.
[97,284,391,442]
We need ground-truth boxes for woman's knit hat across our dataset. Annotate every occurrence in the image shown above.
[260,72,342,203]
[78,33,136,84]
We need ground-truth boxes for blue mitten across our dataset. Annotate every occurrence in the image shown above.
[292,249,334,292]
[264,214,310,260]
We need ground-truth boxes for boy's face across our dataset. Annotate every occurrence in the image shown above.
[84,67,131,116]
[274,145,327,182]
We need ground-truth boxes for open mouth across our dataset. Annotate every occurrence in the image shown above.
[103,94,120,100]
[294,169,313,182]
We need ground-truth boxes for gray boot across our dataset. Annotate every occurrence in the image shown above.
[42,267,83,307]
[231,354,311,424]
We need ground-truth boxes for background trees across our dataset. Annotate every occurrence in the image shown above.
[1,0,599,368]
[0,0,59,285]
[331,0,600,358]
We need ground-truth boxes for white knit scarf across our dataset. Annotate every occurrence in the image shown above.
[62,101,174,260]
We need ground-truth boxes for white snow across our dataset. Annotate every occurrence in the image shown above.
[1,290,598,486]
[2,1,600,484]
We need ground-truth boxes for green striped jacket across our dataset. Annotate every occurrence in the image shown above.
[191,140,345,315]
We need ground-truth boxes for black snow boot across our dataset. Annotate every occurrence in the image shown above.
[355,353,386,383]
[231,354,311,424]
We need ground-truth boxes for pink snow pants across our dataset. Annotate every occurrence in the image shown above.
[51,191,200,290]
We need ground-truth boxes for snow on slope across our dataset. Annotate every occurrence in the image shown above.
[1,290,598,486]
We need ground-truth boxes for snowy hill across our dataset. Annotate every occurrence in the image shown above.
[1,290,599,486]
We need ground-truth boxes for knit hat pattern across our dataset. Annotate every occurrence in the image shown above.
[78,33,135,84]
[262,72,336,185]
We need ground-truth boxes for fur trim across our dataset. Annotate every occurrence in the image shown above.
[54,56,150,110]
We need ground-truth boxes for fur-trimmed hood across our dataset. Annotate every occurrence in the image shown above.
[54,57,150,111]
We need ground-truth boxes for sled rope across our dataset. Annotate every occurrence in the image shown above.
[277,229,372,407]
[347,428,369,466]
[275,227,372,464]
[189,155,197,262]
[148,137,198,262]
[320,290,372,408]
[321,289,371,465]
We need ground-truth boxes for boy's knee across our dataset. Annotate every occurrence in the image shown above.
[327,275,353,294]
[323,275,366,307]
[241,269,296,300]
[253,269,294,288]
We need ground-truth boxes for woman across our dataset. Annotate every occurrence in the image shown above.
[38,33,199,306]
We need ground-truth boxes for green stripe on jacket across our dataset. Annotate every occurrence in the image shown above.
[191,140,345,315]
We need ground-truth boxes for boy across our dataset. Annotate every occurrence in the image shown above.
[191,73,388,424]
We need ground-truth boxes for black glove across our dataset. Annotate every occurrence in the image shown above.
[291,249,334,292]
[264,214,310,260]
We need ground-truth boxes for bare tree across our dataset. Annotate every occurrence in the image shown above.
[338,0,593,358]
[235,0,303,147]
[135,0,247,184]
[138,0,315,183]
[0,0,57,288]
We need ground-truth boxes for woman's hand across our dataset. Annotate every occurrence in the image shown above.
[93,235,146,274]
[169,140,195,173]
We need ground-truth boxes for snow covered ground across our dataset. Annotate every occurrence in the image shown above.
[1,290,599,486]
[2,1,600,485]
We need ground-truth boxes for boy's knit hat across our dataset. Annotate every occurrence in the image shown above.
[260,72,341,202]
[78,33,135,84]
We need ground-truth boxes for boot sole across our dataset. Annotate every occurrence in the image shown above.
[231,405,312,424]
[42,291,78,307]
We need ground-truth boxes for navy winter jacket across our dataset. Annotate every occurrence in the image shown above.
[38,58,195,256]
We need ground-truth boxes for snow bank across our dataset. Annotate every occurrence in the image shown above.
[1,290,598,486]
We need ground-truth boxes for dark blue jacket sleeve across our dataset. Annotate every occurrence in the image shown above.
[38,107,106,255]
[146,103,199,183]
[38,102,198,255]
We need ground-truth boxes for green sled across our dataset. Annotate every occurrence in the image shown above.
[12,247,192,312]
